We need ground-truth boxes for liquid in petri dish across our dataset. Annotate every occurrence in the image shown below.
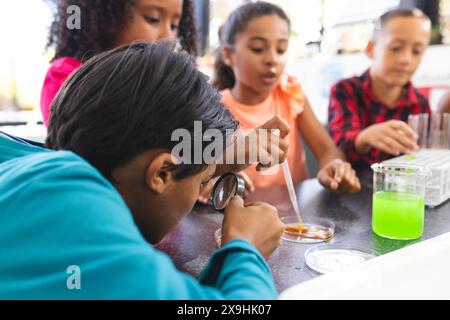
[281,217,335,243]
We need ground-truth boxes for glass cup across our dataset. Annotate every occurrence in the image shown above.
[408,113,450,149]
[408,113,429,148]
[429,113,450,149]
[371,163,431,240]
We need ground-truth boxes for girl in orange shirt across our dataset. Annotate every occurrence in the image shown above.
[212,1,360,194]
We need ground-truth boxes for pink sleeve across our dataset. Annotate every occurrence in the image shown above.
[40,57,81,127]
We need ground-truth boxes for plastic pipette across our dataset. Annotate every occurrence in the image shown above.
[281,159,303,225]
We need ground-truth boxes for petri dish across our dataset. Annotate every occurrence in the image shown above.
[304,244,377,274]
[280,216,335,244]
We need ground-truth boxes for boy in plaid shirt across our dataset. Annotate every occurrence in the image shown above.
[328,8,431,170]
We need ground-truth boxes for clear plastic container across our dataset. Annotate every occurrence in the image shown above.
[371,163,431,240]
[305,244,377,274]
[214,216,335,247]
[408,113,450,149]
[383,150,450,207]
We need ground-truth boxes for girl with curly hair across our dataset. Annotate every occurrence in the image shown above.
[40,0,199,127]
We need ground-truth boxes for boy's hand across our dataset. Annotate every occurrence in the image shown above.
[317,159,361,193]
[221,196,284,259]
[356,120,419,156]
[198,172,255,205]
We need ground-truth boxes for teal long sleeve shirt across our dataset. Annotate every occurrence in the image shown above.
[0,133,277,299]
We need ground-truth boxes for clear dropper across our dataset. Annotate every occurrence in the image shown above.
[281,159,303,226]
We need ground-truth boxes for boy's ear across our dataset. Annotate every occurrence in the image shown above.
[365,40,375,59]
[145,152,177,194]
[221,46,234,68]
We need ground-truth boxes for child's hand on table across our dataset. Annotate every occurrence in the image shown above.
[355,120,419,156]
[317,159,361,193]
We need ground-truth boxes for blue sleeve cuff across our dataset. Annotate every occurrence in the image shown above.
[199,238,277,299]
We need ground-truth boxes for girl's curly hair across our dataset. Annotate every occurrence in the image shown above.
[46,0,198,61]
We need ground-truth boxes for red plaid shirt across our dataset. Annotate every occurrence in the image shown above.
[328,69,430,170]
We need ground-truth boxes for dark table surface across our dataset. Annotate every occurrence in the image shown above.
[156,172,450,293]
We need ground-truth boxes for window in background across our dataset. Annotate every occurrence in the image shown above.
[320,0,400,55]
[0,1,51,112]
[208,0,248,50]
[214,0,401,58]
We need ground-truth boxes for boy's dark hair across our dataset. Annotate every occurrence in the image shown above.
[373,7,431,40]
[45,42,237,180]
[212,1,290,91]
[46,0,198,61]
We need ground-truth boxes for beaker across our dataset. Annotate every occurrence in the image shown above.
[371,163,431,240]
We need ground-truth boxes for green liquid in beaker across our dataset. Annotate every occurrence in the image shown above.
[372,191,425,240]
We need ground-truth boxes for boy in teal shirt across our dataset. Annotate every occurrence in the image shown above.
[0,42,289,299]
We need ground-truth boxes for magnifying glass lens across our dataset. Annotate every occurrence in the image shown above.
[211,173,245,211]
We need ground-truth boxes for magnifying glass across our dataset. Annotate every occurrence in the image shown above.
[210,172,245,211]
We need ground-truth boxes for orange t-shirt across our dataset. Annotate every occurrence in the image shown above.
[221,75,308,189]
